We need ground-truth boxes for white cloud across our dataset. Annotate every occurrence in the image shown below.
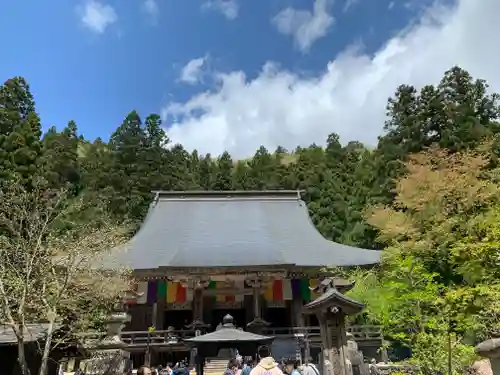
[142,0,159,23]
[163,0,500,159]
[179,57,207,85]
[272,0,335,53]
[343,0,359,12]
[202,0,239,20]
[79,0,117,34]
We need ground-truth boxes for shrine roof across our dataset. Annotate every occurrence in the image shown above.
[185,314,274,344]
[109,190,380,270]
[303,287,365,314]
[184,327,272,343]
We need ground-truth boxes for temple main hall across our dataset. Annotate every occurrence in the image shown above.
[107,190,381,367]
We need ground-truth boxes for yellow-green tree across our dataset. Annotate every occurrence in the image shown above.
[351,143,500,373]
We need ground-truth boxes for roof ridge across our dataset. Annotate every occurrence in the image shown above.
[151,190,303,199]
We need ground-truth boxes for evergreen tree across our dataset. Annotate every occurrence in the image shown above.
[42,121,80,192]
[0,77,43,187]
[108,110,149,220]
[213,151,233,190]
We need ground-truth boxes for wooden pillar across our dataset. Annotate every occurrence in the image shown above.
[292,295,305,327]
[152,303,158,329]
[155,295,165,330]
[193,288,204,322]
[252,287,261,319]
[247,280,269,333]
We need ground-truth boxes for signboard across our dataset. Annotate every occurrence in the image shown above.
[214,301,244,309]
[166,302,191,310]
[267,301,286,308]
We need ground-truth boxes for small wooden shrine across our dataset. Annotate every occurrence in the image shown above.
[185,314,274,375]
[303,279,365,375]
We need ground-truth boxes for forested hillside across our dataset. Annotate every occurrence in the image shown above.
[2,66,500,372]
[2,66,499,249]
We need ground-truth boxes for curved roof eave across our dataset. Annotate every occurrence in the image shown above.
[303,288,365,313]
[106,191,382,270]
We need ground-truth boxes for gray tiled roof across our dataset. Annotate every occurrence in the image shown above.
[184,328,272,343]
[303,287,365,312]
[110,191,380,269]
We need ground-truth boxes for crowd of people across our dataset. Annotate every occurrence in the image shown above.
[136,346,320,375]
[137,359,190,375]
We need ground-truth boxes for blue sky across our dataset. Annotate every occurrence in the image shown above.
[1,0,498,157]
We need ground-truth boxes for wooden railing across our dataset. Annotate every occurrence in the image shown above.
[117,325,382,348]
[347,325,383,341]
[262,325,382,341]
[121,329,195,347]
[262,326,321,339]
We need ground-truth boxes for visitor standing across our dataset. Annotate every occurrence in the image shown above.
[241,359,254,375]
[224,359,239,375]
[284,360,300,375]
[249,346,283,375]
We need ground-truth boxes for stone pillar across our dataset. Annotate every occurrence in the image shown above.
[346,332,368,375]
[475,337,500,375]
[85,308,131,375]
[317,313,333,375]
[330,312,347,375]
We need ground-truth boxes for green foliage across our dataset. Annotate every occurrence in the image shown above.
[410,332,477,375]
[1,65,500,373]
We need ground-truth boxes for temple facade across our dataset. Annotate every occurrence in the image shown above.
[107,190,381,367]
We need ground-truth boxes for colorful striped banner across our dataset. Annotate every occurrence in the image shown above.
[264,282,273,301]
[291,278,302,299]
[300,279,311,301]
[177,283,187,303]
[143,278,323,305]
[147,280,158,304]
[264,280,286,302]
[207,280,244,303]
[157,280,167,301]
[166,282,188,303]
[126,281,154,305]
[309,279,321,300]
[283,279,293,300]
[186,286,194,302]
[136,282,148,304]
[166,282,178,303]
[214,281,225,303]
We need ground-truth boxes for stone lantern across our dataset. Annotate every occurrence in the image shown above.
[475,336,500,375]
[84,289,139,375]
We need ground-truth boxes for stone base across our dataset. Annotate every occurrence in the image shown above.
[84,349,130,375]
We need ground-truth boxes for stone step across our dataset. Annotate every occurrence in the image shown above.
[204,358,230,373]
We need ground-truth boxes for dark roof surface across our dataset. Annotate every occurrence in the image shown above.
[303,288,365,314]
[110,190,380,269]
[184,328,272,343]
[185,314,274,343]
